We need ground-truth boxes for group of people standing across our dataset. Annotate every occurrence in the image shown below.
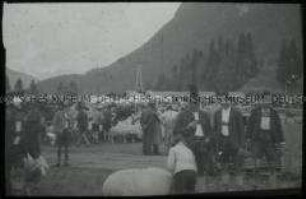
[5,87,286,195]
[52,102,116,166]
[161,86,285,194]
[5,99,114,195]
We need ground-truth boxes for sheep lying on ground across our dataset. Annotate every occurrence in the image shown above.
[102,167,172,196]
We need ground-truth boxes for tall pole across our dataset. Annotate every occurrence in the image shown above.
[135,65,143,93]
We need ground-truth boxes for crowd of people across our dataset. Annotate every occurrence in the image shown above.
[5,85,286,195]
[4,96,136,195]
[139,86,286,194]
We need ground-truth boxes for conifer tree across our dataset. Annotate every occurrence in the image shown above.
[14,78,23,94]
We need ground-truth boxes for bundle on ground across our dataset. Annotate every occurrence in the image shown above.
[102,167,172,196]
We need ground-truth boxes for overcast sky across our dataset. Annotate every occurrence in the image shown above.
[3,3,181,80]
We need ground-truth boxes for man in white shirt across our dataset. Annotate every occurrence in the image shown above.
[160,105,179,153]
[173,85,214,177]
[246,94,285,172]
[167,134,197,194]
[213,92,245,182]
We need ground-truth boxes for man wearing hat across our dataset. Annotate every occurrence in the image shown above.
[173,84,213,177]
[213,91,245,185]
[246,93,285,176]
[23,101,45,194]
[23,102,45,160]
[5,95,26,194]
[140,101,162,155]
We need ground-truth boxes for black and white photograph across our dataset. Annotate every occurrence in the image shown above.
[3,2,303,196]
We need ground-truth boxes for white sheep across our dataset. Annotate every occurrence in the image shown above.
[102,167,172,196]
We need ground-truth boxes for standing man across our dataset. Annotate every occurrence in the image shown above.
[76,102,90,146]
[246,94,285,182]
[65,103,79,143]
[160,105,179,154]
[23,102,45,194]
[23,102,44,160]
[5,96,25,195]
[140,102,162,155]
[53,103,70,167]
[173,85,213,177]
[213,92,245,186]
[102,106,113,142]
[93,106,104,143]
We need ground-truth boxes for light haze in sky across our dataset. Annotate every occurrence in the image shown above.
[3,3,181,80]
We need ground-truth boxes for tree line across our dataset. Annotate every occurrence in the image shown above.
[153,32,301,93]
[6,76,79,97]
[276,38,303,92]
[6,77,39,95]
[153,32,260,93]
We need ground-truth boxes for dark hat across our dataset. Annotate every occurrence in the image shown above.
[148,101,156,108]
[189,84,199,95]
[216,90,229,97]
[76,101,86,110]
[189,84,199,104]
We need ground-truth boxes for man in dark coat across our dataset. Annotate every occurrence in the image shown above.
[23,102,45,195]
[5,96,29,195]
[24,103,44,159]
[246,94,285,171]
[5,104,14,195]
[140,102,162,155]
[173,85,214,176]
[5,102,21,195]
[213,92,245,179]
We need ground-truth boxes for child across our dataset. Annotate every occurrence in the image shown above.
[167,133,198,194]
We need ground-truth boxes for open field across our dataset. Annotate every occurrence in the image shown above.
[10,119,302,196]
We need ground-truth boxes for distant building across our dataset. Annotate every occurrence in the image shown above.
[228,91,245,98]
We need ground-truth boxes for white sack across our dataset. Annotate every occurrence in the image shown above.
[102,167,172,196]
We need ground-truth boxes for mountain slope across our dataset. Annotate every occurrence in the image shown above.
[6,68,38,89]
[37,3,302,94]
[239,64,282,93]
